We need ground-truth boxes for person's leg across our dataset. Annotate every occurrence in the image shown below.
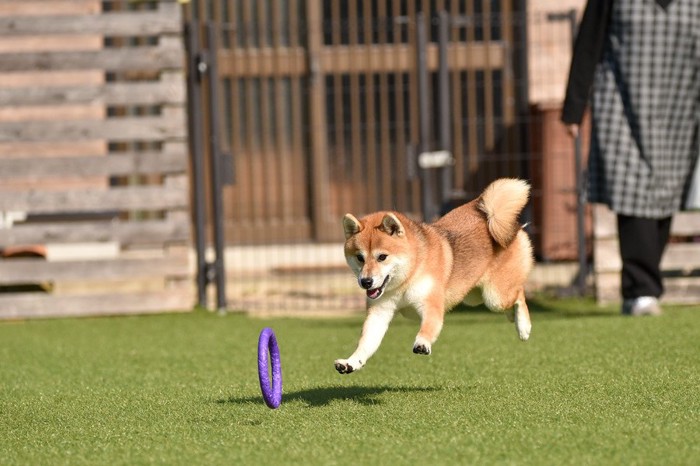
[616,215,671,314]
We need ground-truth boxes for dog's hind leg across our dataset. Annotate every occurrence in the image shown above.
[513,288,531,341]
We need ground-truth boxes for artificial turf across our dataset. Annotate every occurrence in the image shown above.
[0,296,698,465]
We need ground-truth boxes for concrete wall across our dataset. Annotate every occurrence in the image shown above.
[528,0,585,106]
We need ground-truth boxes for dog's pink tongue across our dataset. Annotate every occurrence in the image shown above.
[367,288,380,299]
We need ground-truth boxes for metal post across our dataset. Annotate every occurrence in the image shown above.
[205,22,227,312]
[548,9,587,295]
[515,0,532,225]
[568,8,587,296]
[437,10,453,206]
[184,21,208,309]
[574,131,587,294]
[416,12,437,222]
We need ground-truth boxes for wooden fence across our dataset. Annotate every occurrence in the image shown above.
[594,205,700,304]
[0,0,192,319]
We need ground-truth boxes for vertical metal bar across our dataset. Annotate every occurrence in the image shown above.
[437,10,453,208]
[499,0,517,177]
[570,8,587,295]
[205,22,227,312]
[465,1,478,194]
[407,0,421,213]
[416,11,436,221]
[549,8,586,294]
[257,0,276,226]
[242,0,260,235]
[450,2,464,193]
[377,1,392,208]
[306,1,333,240]
[393,1,408,211]
[574,131,587,295]
[514,0,533,228]
[289,0,306,224]
[364,0,378,212]
[482,0,494,159]
[331,0,346,212]
[227,0,243,219]
[348,0,365,214]
[435,0,445,15]
[271,0,291,225]
[347,0,369,212]
[184,21,208,309]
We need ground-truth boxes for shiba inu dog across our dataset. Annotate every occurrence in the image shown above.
[335,178,534,374]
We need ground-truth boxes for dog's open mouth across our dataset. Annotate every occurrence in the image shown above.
[366,276,390,300]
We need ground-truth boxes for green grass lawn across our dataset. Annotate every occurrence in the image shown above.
[1,296,698,465]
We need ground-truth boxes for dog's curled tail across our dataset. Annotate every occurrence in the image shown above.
[478,178,530,248]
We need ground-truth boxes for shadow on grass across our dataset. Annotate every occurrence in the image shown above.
[217,384,444,407]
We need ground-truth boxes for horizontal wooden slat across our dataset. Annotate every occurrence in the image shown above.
[0,218,190,246]
[0,10,180,37]
[0,256,189,285]
[660,277,700,304]
[595,239,700,273]
[593,204,700,238]
[0,46,183,73]
[218,47,306,78]
[0,81,185,106]
[217,43,506,78]
[594,205,700,303]
[0,1,102,17]
[670,213,700,236]
[0,290,194,320]
[0,103,104,123]
[0,114,186,142]
[0,70,103,89]
[0,34,102,54]
[223,219,315,245]
[0,185,188,214]
[0,151,186,180]
[595,271,700,305]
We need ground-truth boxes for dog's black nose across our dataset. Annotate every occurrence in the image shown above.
[360,278,373,289]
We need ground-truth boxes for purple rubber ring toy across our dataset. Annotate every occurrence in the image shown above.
[257,327,282,409]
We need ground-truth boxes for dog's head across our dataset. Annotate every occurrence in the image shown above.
[342,212,412,300]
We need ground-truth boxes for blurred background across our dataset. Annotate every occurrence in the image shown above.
[188,0,595,315]
[2,1,696,320]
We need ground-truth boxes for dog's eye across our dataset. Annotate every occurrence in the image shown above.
[377,254,388,262]
[356,254,364,263]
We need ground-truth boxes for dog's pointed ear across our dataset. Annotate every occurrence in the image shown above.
[342,214,362,239]
[380,213,405,237]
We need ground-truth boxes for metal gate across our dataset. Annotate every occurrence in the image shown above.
[185,1,529,311]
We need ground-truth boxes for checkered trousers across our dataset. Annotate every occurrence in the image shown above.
[587,0,700,218]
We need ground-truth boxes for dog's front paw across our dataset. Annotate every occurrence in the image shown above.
[334,359,357,374]
[412,343,431,355]
[516,320,531,341]
[413,336,432,355]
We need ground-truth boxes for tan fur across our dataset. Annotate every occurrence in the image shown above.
[335,178,534,374]
[477,178,530,247]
